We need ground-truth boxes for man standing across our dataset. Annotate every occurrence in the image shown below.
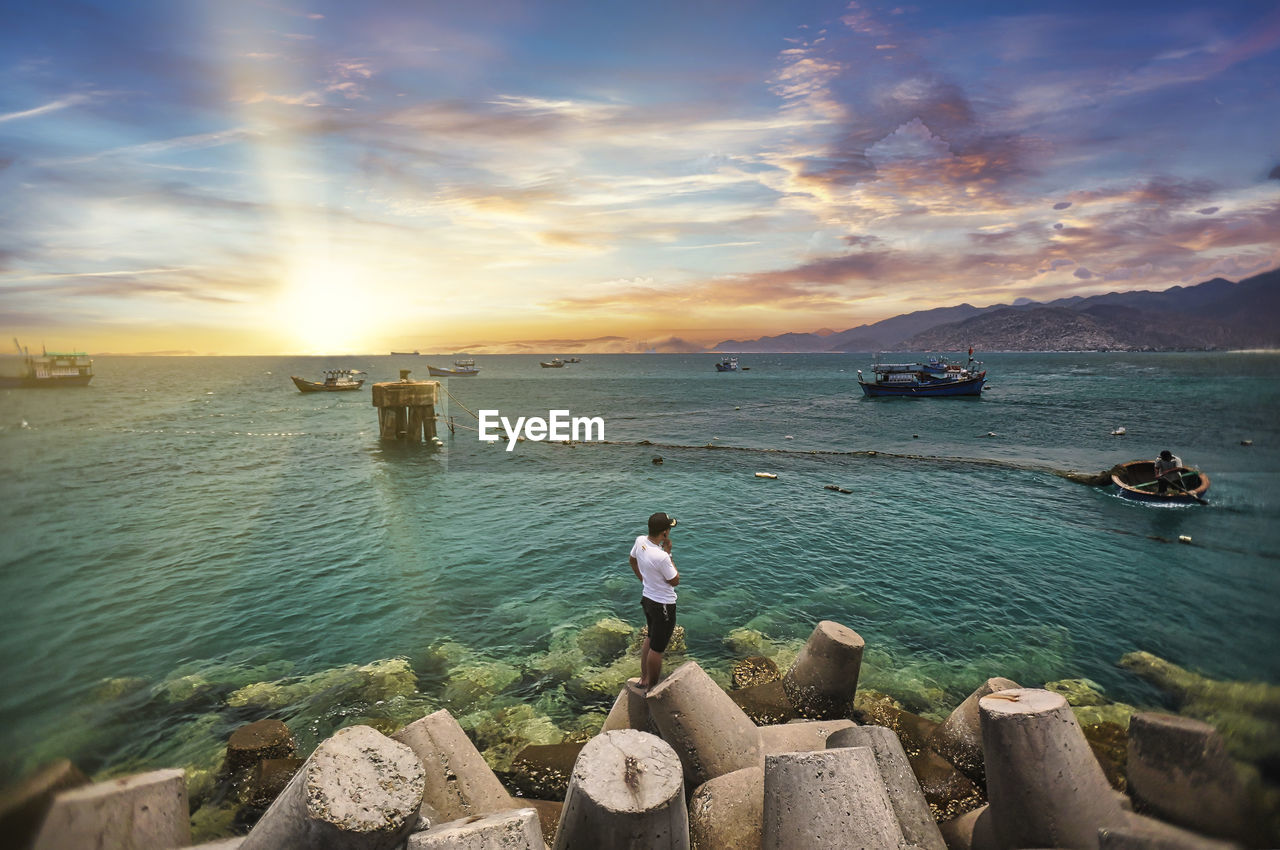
[1154,449,1184,494]
[629,512,679,689]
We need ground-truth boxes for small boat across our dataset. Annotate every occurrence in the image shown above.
[540,358,565,368]
[391,350,420,355]
[428,358,479,377]
[715,357,739,372]
[857,352,986,397]
[290,369,366,392]
[564,357,582,363]
[1,340,93,388]
[1111,460,1210,504]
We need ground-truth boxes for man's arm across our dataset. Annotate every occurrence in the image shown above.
[629,555,642,582]
[665,554,680,586]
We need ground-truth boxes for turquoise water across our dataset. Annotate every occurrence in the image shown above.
[1,352,1278,787]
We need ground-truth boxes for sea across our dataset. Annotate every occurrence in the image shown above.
[1,351,1278,794]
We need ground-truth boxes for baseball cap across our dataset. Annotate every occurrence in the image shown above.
[648,512,677,535]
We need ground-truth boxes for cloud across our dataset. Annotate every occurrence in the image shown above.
[1053,201,1072,210]
[1073,267,1094,279]
[1197,206,1219,215]
[1269,164,1280,180]
[0,94,93,124]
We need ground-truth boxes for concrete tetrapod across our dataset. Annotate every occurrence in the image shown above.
[553,729,689,850]
[979,688,1126,850]
[408,808,544,849]
[688,766,764,850]
[1126,712,1261,845]
[31,768,189,850]
[827,725,946,850]
[927,677,1019,788]
[763,747,905,850]
[602,678,656,734]
[781,620,865,719]
[393,709,516,822]
[646,661,764,788]
[240,725,425,850]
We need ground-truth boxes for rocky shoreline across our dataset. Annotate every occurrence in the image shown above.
[2,617,1279,848]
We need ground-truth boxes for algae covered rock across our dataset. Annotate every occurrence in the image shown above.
[1045,678,1108,707]
[227,658,418,710]
[442,659,521,713]
[576,617,634,665]
[1120,651,1280,765]
[89,676,150,703]
[724,628,772,657]
[459,703,564,772]
[732,656,780,689]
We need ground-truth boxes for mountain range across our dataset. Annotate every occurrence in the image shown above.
[711,268,1280,353]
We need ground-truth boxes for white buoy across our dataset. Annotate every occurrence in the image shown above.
[1112,427,1126,436]
[783,435,794,440]
[754,472,777,479]
[1178,535,1192,544]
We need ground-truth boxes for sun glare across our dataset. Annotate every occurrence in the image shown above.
[280,260,380,354]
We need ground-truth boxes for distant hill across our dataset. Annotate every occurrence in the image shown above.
[712,268,1280,352]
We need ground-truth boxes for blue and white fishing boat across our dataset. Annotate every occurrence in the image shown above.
[857,350,986,397]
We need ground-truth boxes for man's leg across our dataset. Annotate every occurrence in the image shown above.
[639,635,653,687]
[644,648,663,687]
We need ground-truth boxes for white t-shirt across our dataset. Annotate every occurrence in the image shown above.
[631,534,678,604]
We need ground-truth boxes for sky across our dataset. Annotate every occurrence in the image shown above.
[1,0,1278,355]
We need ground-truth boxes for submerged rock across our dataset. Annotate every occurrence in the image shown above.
[576,618,635,666]
[227,658,418,711]
[88,676,149,703]
[459,703,564,773]
[1045,678,1109,707]
[1119,651,1280,766]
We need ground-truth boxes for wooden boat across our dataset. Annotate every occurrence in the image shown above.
[428,358,479,377]
[540,358,565,368]
[290,369,366,392]
[858,353,986,397]
[1111,460,1210,504]
[715,356,739,372]
[0,339,93,388]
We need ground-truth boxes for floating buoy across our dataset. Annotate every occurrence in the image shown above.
[1241,439,1253,446]
[652,456,664,465]
[1178,535,1192,544]
[784,435,794,440]
[734,406,740,410]
[755,472,777,479]
[1111,427,1126,436]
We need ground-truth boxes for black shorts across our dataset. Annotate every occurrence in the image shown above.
[642,596,677,653]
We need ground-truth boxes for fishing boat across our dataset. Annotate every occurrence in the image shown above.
[540,358,565,368]
[715,356,739,372]
[857,351,986,397]
[428,358,479,377]
[391,350,420,355]
[290,369,366,392]
[564,357,582,363]
[1,340,93,388]
[1111,460,1210,504]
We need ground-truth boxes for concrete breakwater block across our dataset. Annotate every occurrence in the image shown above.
[782,620,865,720]
[240,725,425,850]
[646,661,764,788]
[1099,811,1244,850]
[937,804,996,850]
[0,758,89,849]
[980,688,1126,849]
[1126,712,1261,845]
[759,719,856,755]
[553,729,689,850]
[828,724,946,850]
[393,709,516,822]
[762,748,905,850]
[602,678,656,734]
[927,677,1019,788]
[689,766,764,850]
[409,807,544,849]
[31,768,189,850]
[729,679,800,726]
[509,741,585,800]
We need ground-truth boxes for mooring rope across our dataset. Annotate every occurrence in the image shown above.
[438,383,481,421]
